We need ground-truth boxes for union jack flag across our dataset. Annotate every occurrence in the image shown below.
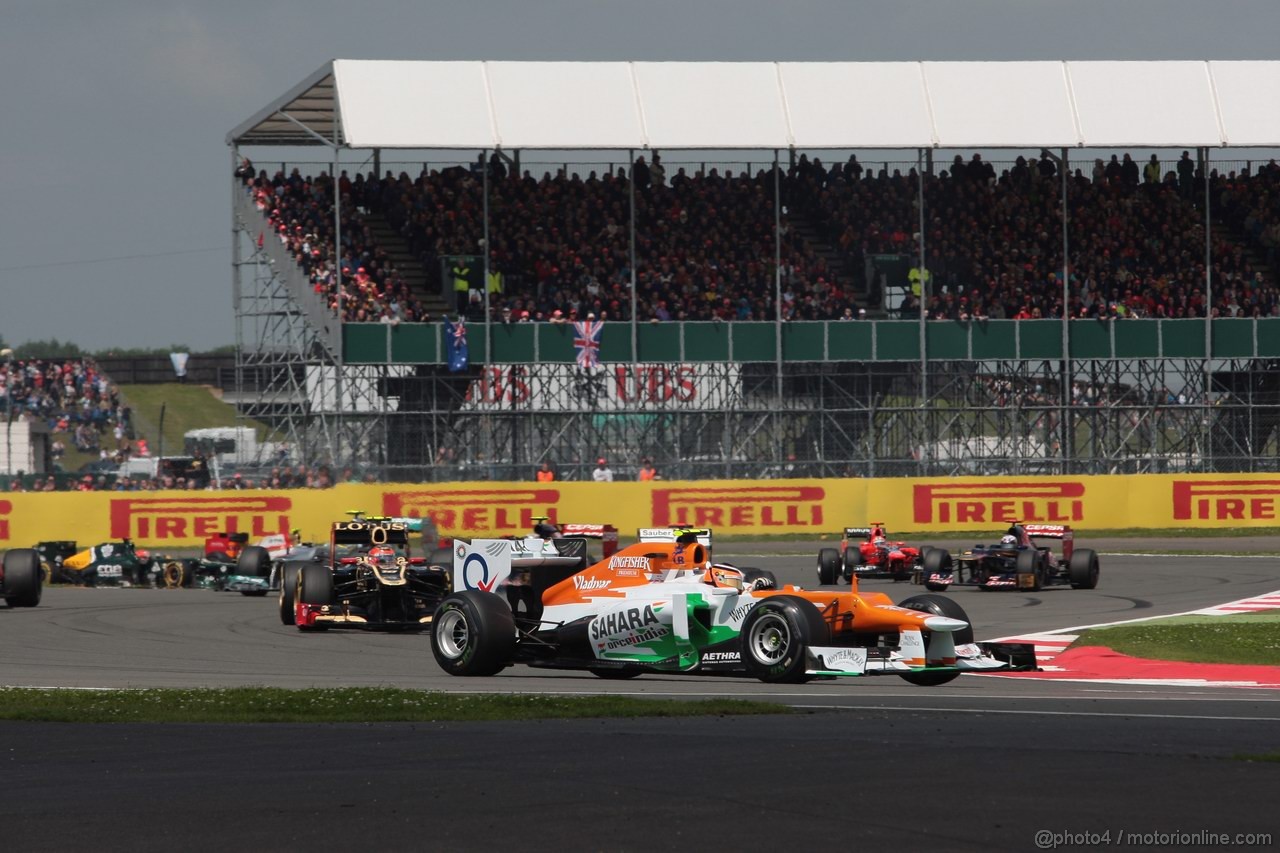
[573,320,604,369]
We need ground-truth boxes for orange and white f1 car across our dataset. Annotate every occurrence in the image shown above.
[434,530,1033,684]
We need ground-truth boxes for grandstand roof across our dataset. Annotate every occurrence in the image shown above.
[228,59,1280,149]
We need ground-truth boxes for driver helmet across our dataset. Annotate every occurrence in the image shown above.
[705,565,745,592]
[1000,534,1017,546]
[873,536,887,547]
[369,545,398,567]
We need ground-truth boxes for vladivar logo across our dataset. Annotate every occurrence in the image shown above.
[650,486,825,528]
[109,496,292,539]
[382,488,559,533]
[912,481,1085,525]
[1172,479,1280,521]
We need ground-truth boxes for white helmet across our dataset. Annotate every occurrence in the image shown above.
[1001,534,1017,546]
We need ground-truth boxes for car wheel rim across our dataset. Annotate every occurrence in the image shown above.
[748,613,790,665]
[436,609,470,660]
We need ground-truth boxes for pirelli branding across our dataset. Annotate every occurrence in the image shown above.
[912,482,1085,525]
[109,496,292,540]
[0,499,10,541]
[382,488,559,534]
[651,486,825,528]
[1172,479,1280,521]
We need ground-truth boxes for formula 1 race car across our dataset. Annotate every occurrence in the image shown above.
[910,524,1100,592]
[53,539,181,587]
[433,530,1034,685]
[288,517,451,631]
[816,523,925,585]
[1,548,42,607]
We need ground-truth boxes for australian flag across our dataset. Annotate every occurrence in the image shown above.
[573,319,604,369]
[444,318,469,372]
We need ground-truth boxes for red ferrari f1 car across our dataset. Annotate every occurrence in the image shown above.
[817,523,926,585]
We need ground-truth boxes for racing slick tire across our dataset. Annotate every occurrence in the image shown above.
[278,563,302,625]
[921,548,952,592]
[1015,549,1044,592]
[896,593,974,686]
[238,546,272,579]
[740,595,830,684]
[3,549,43,607]
[816,548,841,586]
[740,568,778,590]
[431,591,517,677]
[297,565,334,632]
[1068,548,1100,590]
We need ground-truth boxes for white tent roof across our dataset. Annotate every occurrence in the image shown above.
[228,59,1280,149]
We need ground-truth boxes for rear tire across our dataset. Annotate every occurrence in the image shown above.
[816,548,840,585]
[1068,548,1100,589]
[278,563,302,625]
[921,548,952,592]
[896,593,973,686]
[3,550,42,607]
[739,595,829,684]
[1015,549,1043,592]
[431,591,517,676]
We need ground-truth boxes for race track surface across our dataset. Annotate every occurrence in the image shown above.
[3,538,1279,851]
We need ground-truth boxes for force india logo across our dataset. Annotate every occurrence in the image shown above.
[651,486,824,528]
[110,496,291,539]
[383,489,559,534]
[0,499,9,541]
[1172,479,1280,520]
[912,482,1085,525]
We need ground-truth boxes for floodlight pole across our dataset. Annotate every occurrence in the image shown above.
[774,150,783,410]
[483,148,491,367]
[917,149,927,473]
[1203,145,1213,471]
[629,149,637,372]
[332,92,344,470]
[1062,147,1071,473]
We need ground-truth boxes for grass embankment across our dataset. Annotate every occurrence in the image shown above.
[1073,611,1280,666]
[0,687,788,724]
[119,383,266,455]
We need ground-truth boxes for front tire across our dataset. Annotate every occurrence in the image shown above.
[1069,548,1100,589]
[3,550,42,607]
[739,595,830,684]
[278,563,302,625]
[896,593,974,686]
[238,545,272,578]
[431,591,517,676]
[816,548,840,585]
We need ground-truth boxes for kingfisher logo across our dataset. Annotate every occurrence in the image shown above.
[0,499,10,541]
[383,488,559,534]
[651,486,825,528]
[912,482,1085,525]
[110,496,291,540]
[1173,479,1280,520]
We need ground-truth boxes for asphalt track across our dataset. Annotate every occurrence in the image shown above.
[3,538,1280,851]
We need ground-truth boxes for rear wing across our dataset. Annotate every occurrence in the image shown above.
[559,523,620,557]
[330,520,412,547]
[1022,524,1074,560]
[844,527,872,538]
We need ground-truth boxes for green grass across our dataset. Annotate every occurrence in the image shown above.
[118,383,268,455]
[1072,611,1280,666]
[0,687,788,724]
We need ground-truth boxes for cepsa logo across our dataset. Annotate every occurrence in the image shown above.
[652,486,824,528]
[1173,479,1280,520]
[110,496,292,540]
[383,488,559,534]
[912,482,1085,525]
[0,499,10,541]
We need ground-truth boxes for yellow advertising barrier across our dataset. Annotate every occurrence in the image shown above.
[1,473,1278,548]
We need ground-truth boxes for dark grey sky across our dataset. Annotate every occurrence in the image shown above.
[3,0,1279,352]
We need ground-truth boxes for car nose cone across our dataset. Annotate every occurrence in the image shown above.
[924,615,969,632]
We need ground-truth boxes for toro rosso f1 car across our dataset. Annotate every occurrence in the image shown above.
[817,523,925,585]
[434,530,1032,685]
[910,524,1100,592]
[289,518,450,631]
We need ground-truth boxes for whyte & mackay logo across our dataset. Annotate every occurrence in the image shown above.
[912,482,1085,525]
[1172,479,1280,521]
[110,496,292,539]
[651,486,825,528]
[382,488,560,533]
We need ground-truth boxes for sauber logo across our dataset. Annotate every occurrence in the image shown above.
[383,488,558,533]
[0,499,10,541]
[1173,479,1280,520]
[110,496,291,539]
[912,482,1085,525]
[651,486,824,528]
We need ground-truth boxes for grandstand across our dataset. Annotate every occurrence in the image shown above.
[227,60,1280,480]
